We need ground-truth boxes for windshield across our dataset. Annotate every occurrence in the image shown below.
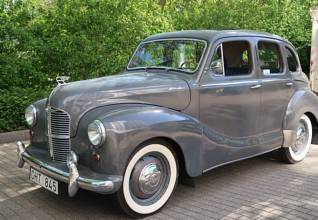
[127,39,206,73]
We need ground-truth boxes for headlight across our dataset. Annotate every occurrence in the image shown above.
[88,120,106,147]
[25,105,37,127]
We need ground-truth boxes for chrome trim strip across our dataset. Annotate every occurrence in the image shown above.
[47,134,70,139]
[48,85,60,106]
[220,44,225,76]
[201,80,259,88]
[126,38,208,74]
[47,107,53,158]
[260,78,289,83]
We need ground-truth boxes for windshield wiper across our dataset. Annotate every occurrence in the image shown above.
[130,66,191,74]
[131,66,168,72]
[166,67,191,74]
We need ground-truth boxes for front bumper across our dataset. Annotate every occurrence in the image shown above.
[16,141,122,197]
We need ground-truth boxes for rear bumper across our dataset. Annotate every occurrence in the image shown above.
[16,141,122,197]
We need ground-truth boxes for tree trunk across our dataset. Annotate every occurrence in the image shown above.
[310,8,318,93]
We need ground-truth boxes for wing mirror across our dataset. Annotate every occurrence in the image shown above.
[210,59,224,75]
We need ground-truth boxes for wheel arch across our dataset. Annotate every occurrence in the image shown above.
[283,90,318,147]
[135,137,189,180]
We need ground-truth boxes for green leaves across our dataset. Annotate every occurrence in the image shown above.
[1,0,317,132]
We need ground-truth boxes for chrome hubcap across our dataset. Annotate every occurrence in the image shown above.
[130,155,167,200]
[139,163,162,195]
[292,120,309,154]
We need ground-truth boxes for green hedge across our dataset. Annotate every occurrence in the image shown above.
[1,0,318,132]
[0,87,51,131]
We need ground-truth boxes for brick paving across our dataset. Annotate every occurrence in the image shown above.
[0,142,318,219]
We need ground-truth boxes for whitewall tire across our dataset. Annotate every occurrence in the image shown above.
[281,114,312,163]
[115,140,178,218]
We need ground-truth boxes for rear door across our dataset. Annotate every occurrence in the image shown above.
[257,39,294,148]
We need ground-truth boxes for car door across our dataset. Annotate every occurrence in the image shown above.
[257,39,294,148]
[199,38,263,170]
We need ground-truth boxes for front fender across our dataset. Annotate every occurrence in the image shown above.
[76,104,204,178]
[283,89,318,146]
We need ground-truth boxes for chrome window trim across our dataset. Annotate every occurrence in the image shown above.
[126,38,208,74]
[284,45,301,73]
[203,38,256,82]
[257,40,287,76]
[215,40,254,78]
[210,44,225,77]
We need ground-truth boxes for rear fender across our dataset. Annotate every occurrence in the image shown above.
[283,90,318,147]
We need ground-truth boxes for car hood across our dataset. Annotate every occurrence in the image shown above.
[48,71,191,133]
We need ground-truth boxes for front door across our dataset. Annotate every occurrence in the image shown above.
[199,38,263,170]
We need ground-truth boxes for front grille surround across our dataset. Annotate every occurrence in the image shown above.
[47,107,71,163]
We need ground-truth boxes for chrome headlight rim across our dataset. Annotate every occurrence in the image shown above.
[25,104,37,127]
[87,120,106,147]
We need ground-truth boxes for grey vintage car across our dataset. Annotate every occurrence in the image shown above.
[17,30,318,217]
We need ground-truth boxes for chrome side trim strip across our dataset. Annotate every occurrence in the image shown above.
[201,80,259,88]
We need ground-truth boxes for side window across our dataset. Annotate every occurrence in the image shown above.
[210,41,252,76]
[258,41,284,74]
[285,46,299,72]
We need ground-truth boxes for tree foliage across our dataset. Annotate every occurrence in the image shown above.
[0,0,317,132]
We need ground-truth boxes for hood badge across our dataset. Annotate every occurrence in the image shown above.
[56,76,70,85]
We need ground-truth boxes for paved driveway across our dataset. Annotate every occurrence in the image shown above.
[0,142,318,220]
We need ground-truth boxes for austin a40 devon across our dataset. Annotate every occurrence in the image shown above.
[17,30,318,217]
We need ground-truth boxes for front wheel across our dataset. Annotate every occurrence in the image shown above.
[281,114,312,164]
[115,141,178,218]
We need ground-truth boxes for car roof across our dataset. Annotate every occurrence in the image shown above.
[143,30,287,43]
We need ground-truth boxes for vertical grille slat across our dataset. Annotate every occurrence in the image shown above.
[47,107,71,163]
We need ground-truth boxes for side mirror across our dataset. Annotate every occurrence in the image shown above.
[210,59,223,75]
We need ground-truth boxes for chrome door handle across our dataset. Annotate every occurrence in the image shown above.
[286,82,293,86]
[250,84,262,89]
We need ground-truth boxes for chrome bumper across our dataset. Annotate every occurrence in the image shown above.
[16,141,122,197]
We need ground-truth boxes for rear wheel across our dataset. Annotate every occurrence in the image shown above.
[115,141,178,218]
[281,114,312,164]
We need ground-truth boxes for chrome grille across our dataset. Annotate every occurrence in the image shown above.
[47,107,71,163]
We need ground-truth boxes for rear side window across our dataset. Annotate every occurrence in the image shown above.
[285,47,299,72]
[258,41,284,75]
[210,41,252,76]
